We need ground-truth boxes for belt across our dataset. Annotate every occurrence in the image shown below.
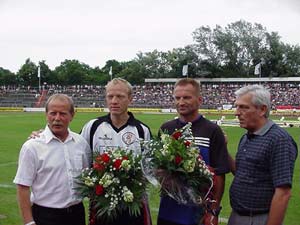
[33,202,83,214]
[235,209,269,216]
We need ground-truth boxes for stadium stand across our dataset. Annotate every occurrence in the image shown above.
[1,77,300,109]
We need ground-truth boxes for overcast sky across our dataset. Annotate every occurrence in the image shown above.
[0,0,299,73]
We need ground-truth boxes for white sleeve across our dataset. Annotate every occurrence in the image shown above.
[142,125,152,141]
[83,141,92,168]
[80,119,97,145]
[13,143,37,186]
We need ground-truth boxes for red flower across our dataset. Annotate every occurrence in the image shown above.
[95,155,102,162]
[174,155,183,165]
[122,156,129,160]
[184,140,191,147]
[172,131,182,140]
[101,153,110,163]
[113,159,122,170]
[95,185,104,195]
[93,163,105,171]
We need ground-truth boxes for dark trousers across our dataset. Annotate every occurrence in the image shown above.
[93,210,144,225]
[32,203,86,225]
[157,218,198,225]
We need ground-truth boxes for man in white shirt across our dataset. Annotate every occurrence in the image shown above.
[80,78,152,225]
[14,94,91,225]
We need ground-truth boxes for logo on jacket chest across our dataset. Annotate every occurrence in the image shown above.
[98,134,113,141]
[122,132,136,145]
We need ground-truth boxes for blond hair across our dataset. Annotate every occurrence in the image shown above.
[105,78,133,96]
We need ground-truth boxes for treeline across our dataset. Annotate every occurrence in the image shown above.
[1,20,300,86]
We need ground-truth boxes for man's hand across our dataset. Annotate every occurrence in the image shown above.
[28,129,43,139]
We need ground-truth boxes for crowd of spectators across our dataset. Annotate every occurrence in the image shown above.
[1,82,300,109]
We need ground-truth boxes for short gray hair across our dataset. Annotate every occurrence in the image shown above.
[45,94,74,114]
[235,85,271,118]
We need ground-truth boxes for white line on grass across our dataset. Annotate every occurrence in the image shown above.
[0,214,7,219]
[0,161,17,167]
[0,183,15,188]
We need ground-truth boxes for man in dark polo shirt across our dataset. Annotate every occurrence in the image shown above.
[157,78,231,225]
[228,85,297,225]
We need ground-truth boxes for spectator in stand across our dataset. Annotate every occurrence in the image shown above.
[4,82,300,109]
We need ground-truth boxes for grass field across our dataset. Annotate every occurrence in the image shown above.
[0,112,299,225]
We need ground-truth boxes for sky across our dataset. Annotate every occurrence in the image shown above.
[0,0,299,73]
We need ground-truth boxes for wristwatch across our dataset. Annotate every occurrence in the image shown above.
[208,206,222,216]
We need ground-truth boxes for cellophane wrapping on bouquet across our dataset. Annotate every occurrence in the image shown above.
[142,122,214,206]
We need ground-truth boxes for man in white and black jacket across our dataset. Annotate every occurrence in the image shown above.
[80,78,152,225]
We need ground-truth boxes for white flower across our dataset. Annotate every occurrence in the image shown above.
[83,176,94,187]
[183,160,196,173]
[99,173,114,188]
[161,134,168,142]
[112,150,122,158]
[122,186,134,202]
[121,159,131,171]
[113,177,120,184]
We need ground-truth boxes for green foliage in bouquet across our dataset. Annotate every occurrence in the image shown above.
[77,148,148,222]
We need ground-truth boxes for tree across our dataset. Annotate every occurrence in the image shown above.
[54,59,91,85]
[38,60,58,85]
[101,59,124,82]
[87,66,108,85]
[0,67,16,85]
[191,20,278,77]
[135,50,172,78]
[117,60,145,84]
[165,46,201,77]
[3,19,300,83]
[16,58,38,86]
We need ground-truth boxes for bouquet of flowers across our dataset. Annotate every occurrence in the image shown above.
[77,148,148,222]
[142,122,214,205]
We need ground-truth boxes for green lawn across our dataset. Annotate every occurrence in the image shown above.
[0,112,299,225]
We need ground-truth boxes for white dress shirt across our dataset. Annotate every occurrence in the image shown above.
[13,125,91,208]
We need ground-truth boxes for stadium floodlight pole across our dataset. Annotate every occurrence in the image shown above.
[259,62,261,84]
[182,64,188,77]
[259,58,265,85]
[37,66,41,93]
[254,59,263,84]
[109,66,113,80]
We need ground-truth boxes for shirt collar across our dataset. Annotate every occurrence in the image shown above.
[248,119,274,138]
[44,125,74,143]
[105,112,136,126]
[178,114,202,125]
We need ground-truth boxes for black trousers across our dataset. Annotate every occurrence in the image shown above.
[32,203,86,225]
[157,218,197,225]
[93,210,144,225]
